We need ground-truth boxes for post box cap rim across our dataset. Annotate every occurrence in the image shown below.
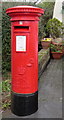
[6,5,44,14]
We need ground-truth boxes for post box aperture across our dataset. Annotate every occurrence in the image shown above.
[6,6,44,116]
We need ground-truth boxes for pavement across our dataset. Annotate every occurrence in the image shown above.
[2,59,62,119]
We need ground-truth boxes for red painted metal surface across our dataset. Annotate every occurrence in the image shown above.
[6,6,44,94]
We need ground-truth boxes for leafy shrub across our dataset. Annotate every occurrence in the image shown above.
[46,18,63,38]
[38,1,55,40]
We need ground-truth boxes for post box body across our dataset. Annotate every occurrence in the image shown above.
[6,6,44,116]
[11,20,38,94]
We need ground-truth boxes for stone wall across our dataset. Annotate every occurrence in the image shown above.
[38,48,50,79]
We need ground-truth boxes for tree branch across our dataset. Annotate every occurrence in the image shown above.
[34,0,40,4]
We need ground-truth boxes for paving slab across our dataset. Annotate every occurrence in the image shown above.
[2,59,62,118]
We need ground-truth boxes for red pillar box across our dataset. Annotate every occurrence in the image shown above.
[6,6,44,116]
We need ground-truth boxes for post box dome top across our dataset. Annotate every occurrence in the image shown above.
[6,5,44,21]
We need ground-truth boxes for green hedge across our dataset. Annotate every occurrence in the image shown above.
[2,2,36,74]
[2,2,54,74]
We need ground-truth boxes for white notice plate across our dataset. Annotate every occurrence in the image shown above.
[16,36,26,51]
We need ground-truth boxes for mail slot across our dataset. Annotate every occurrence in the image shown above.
[6,6,44,116]
[14,26,29,31]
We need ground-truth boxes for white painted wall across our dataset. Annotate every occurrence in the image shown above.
[53,0,63,22]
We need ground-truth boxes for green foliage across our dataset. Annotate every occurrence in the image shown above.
[50,44,62,52]
[2,80,11,92]
[62,23,64,37]
[2,2,36,74]
[0,79,11,93]
[0,79,11,110]
[2,101,11,109]
[2,5,11,74]
[2,2,33,74]
[38,1,55,40]
[2,2,55,74]
[46,18,63,38]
